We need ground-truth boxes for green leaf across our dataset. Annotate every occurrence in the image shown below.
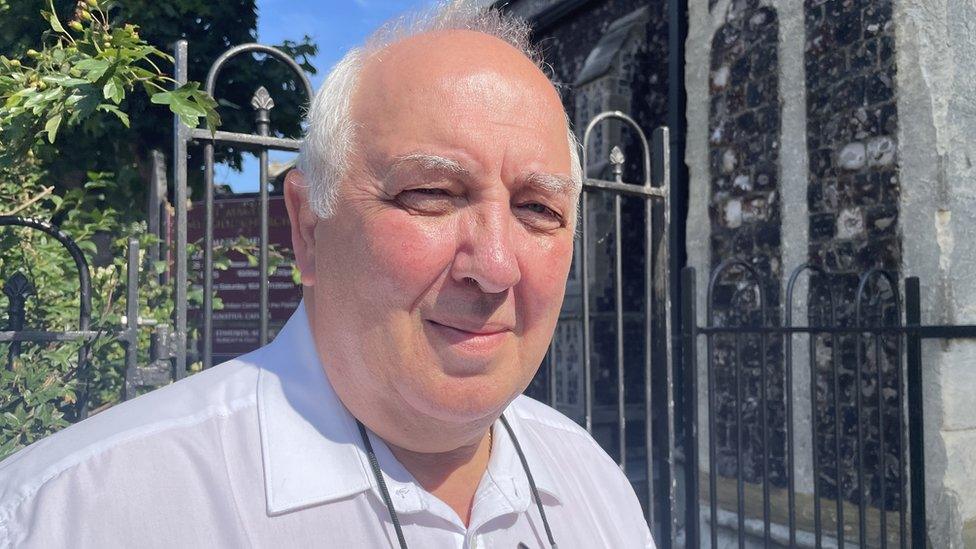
[75,58,112,83]
[4,88,32,108]
[43,75,88,88]
[151,89,206,127]
[46,9,66,35]
[68,84,102,120]
[102,77,123,104]
[96,104,129,127]
[44,113,62,143]
[22,88,47,109]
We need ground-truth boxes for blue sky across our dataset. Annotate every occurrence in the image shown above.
[221,0,440,192]
[257,0,443,89]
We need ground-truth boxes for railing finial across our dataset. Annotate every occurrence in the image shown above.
[250,86,275,112]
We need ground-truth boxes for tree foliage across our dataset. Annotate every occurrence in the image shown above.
[0,1,220,160]
[0,0,311,459]
[1,0,317,204]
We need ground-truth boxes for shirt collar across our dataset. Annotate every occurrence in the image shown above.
[256,302,563,516]
[257,301,373,515]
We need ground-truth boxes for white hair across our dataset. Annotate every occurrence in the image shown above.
[295,0,583,220]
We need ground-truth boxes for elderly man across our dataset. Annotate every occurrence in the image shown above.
[0,3,653,548]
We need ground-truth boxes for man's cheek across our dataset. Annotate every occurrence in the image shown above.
[365,219,453,289]
[526,244,573,294]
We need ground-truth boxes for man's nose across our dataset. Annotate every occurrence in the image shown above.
[450,205,521,294]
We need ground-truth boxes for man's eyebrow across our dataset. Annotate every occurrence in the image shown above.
[386,156,579,196]
[389,153,469,176]
[524,172,580,195]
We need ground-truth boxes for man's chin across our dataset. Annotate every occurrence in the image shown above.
[399,376,515,425]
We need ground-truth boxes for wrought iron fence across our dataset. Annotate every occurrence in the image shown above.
[170,40,314,376]
[0,217,156,418]
[573,113,672,538]
[679,263,976,549]
[0,217,93,419]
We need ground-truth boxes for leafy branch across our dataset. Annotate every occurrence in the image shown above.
[0,0,219,168]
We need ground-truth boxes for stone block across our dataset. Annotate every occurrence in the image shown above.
[725,199,744,229]
[944,428,976,521]
[839,142,867,170]
[866,203,898,236]
[866,136,897,167]
[722,148,738,174]
[712,64,730,90]
[836,207,865,239]
[866,73,895,105]
[940,343,976,431]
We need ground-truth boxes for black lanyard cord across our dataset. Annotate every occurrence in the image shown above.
[356,414,557,549]
[499,414,557,549]
[356,420,409,549]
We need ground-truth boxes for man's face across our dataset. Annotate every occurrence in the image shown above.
[290,31,576,440]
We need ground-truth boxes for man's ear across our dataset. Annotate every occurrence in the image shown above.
[284,168,318,287]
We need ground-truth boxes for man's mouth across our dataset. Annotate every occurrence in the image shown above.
[424,319,513,351]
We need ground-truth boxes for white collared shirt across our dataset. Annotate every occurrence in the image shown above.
[0,303,654,548]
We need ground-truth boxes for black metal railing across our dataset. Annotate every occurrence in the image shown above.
[523,112,674,542]
[680,263,976,549]
[0,217,93,419]
[0,214,179,420]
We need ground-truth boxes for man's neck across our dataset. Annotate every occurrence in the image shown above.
[386,427,492,526]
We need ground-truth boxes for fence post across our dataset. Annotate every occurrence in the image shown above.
[123,238,139,400]
[681,266,700,548]
[171,40,189,380]
[147,150,167,273]
[905,277,926,548]
[3,273,34,370]
[251,86,273,346]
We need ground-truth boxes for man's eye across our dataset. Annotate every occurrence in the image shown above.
[516,202,564,229]
[406,188,449,196]
[395,188,454,213]
[521,203,555,216]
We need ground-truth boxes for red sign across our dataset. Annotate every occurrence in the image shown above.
[187,196,302,364]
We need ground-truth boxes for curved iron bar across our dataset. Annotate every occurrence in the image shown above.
[200,43,314,368]
[785,263,838,548]
[706,258,768,329]
[0,216,93,419]
[578,175,593,437]
[706,257,767,549]
[582,110,652,188]
[855,268,902,548]
[204,43,314,107]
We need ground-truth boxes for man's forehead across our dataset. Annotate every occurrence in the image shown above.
[367,29,536,72]
[347,28,574,192]
[352,29,563,118]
